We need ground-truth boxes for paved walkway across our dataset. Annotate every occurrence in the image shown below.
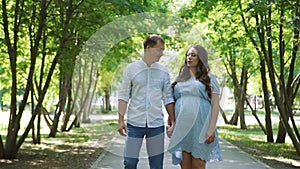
[89,134,272,169]
[88,114,273,169]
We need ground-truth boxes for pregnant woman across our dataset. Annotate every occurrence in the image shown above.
[168,45,222,169]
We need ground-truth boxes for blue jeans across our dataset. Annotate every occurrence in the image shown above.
[124,123,165,169]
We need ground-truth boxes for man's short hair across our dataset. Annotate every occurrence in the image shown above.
[143,34,164,50]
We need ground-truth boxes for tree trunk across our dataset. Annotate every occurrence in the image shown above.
[49,75,68,137]
[36,109,41,144]
[31,86,40,144]
[219,74,229,124]
[229,109,238,125]
[49,106,62,137]
[0,136,4,158]
[60,51,76,130]
[258,38,274,142]
[61,84,73,131]
[229,79,240,125]
[219,106,229,124]
[276,120,286,143]
[104,88,111,112]
[76,59,96,124]
[74,57,88,127]
[239,66,247,129]
[3,0,19,157]
[62,49,82,131]
[226,53,247,127]
[85,71,98,121]
[82,101,90,123]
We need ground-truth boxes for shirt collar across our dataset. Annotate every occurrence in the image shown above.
[140,59,147,66]
[140,59,158,68]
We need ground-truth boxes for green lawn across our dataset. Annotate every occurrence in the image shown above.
[218,124,300,169]
[0,118,118,169]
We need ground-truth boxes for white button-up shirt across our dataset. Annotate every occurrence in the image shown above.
[118,59,174,128]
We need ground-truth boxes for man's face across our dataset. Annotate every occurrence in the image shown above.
[147,41,165,62]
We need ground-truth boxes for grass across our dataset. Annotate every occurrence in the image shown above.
[224,109,300,117]
[218,124,300,169]
[0,119,118,169]
[224,109,279,116]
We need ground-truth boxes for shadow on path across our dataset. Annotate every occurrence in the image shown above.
[90,134,272,169]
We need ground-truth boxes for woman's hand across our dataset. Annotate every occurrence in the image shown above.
[166,124,175,138]
[205,132,215,144]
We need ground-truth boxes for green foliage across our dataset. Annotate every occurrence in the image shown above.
[1,0,299,159]
[92,1,181,95]
[180,1,258,91]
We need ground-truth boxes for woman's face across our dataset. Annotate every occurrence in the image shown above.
[186,47,199,68]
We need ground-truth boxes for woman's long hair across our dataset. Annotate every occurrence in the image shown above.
[173,45,212,98]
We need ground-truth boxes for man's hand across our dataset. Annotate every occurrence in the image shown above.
[118,120,127,136]
[118,100,128,136]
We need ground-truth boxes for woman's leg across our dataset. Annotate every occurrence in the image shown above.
[180,151,192,169]
[191,156,206,169]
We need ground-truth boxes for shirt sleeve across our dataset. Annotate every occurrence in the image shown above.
[118,66,131,102]
[210,74,220,95]
[163,71,175,105]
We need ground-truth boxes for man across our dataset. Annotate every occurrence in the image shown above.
[118,34,175,169]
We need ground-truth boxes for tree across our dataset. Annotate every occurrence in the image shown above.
[48,0,85,137]
[0,0,84,158]
[239,0,274,142]
[239,0,300,154]
[1,0,49,159]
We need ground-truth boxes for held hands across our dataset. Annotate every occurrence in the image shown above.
[118,121,127,136]
[166,124,175,138]
[166,118,175,138]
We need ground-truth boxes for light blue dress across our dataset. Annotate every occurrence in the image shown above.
[168,74,222,165]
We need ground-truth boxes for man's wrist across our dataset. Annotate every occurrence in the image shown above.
[118,112,125,122]
[168,117,175,123]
